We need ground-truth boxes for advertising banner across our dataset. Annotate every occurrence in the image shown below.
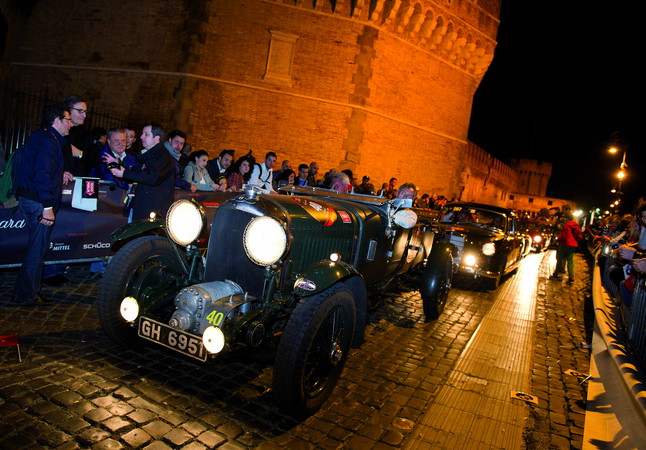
[0,181,237,268]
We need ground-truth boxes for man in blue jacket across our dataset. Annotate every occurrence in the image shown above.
[13,103,73,306]
[104,123,175,221]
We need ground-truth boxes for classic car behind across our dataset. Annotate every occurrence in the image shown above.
[97,185,456,418]
[520,220,552,252]
[440,202,529,289]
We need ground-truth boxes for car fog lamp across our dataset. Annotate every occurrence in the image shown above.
[330,253,340,262]
[166,199,205,246]
[482,243,496,256]
[464,254,477,266]
[244,216,287,266]
[203,326,225,354]
[533,235,542,243]
[120,297,139,322]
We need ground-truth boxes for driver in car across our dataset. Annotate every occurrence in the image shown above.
[392,183,418,229]
[492,215,503,229]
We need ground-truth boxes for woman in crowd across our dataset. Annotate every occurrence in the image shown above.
[274,169,295,188]
[228,154,255,191]
[183,150,218,191]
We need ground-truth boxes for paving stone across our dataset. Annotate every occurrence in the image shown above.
[92,396,118,408]
[107,401,134,416]
[181,443,207,450]
[59,417,91,433]
[84,408,113,424]
[181,420,207,436]
[143,421,173,439]
[51,392,83,406]
[91,438,123,450]
[102,417,131,432]
[77,384,101,397]
[197,430,226,448]
[0,434,37,450]
[77,427,112,445]
[128,409,157,424]
[381,429,404,446]
[163,428,193,446]
[68,401,96,417]
[42,409,73,425]
[29,400,60,416]
[216,421,243,439]
[140,442,172,450]
[158,409,189,426]
[39,430,72,447]
[121,428,152,448]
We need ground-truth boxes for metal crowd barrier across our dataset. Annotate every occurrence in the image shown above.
[599,253,646,368]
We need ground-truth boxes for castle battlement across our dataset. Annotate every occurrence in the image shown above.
[263,0,498,83]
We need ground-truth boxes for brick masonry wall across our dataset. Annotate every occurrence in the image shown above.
[2,0,501,200]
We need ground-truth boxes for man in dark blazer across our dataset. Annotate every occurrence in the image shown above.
[104,123,175,221]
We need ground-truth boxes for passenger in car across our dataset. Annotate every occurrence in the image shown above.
[393,183,418,229]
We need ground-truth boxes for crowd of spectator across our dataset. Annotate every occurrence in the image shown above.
[592,203,646,307]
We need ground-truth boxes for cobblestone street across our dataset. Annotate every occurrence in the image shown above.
[0,250,593,449]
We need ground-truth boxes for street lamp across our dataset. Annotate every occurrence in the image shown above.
[608,131,628,207]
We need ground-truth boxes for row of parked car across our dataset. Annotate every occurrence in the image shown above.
[95,186,553,418]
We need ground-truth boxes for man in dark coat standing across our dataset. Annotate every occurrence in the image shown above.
[13,103,73,305]
[104,123,175,221]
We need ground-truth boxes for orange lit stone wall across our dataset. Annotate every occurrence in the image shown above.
[2,0,501,198]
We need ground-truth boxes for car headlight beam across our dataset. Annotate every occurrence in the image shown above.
[244,216,288,266]
[166,199,206,246]
[464,254,477,266]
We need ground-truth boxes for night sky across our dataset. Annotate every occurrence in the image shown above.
[467,2,644,216]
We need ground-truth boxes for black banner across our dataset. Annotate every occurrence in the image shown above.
[0,181,237,267]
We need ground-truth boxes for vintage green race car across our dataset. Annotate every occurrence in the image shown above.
[97,185,456,418]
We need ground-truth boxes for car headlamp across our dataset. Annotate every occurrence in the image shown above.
[244,216,288,266]
[203,326,225,354]
[120,297,139,322]
[533,235,542,243]
[482,243,496,256]
[166,199,206,246]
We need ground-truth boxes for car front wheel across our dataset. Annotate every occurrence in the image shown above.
[97,236,185,347]
[273,283,356,418]
[421,253,453,321]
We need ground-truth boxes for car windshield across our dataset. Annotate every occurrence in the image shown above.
[441,206,506,231]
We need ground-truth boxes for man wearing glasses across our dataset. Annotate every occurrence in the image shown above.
[61,95,100,178]
[13,103,73,306]
[43,95,99,286]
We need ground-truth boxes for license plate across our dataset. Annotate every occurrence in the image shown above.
[138,317,207,362]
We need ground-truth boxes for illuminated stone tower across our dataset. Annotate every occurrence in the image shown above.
[1,0,501,197]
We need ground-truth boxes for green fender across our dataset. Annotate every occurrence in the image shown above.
[293,260,362,297]
[109,218,166,242]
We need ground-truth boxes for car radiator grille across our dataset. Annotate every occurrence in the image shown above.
[448,235,464,265]
[297,236,352,272]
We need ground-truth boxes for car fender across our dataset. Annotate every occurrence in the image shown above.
[294,260,363,298]
[109,218,166,242]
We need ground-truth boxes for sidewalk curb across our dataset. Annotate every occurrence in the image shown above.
[591,263,646,424]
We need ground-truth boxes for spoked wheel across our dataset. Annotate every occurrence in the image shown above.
[273,284,356,418]
[421,253,453,321]
[98,236,185,346]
